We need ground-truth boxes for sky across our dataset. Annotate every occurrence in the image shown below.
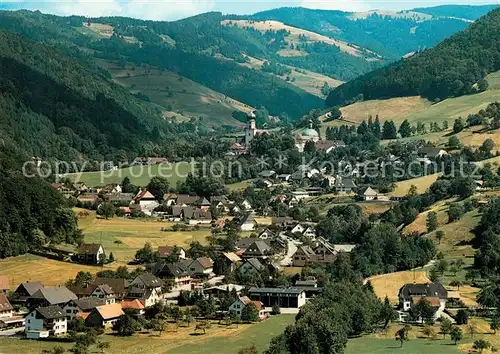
[0,0,498,21]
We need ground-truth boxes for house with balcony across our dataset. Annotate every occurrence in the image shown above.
[25,306,67,339]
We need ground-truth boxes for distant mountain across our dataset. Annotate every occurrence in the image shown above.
[244,5,497,58]
[326,7,500,107]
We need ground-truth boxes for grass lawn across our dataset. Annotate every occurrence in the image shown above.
[346,336,460,354]
[227,179,255,191]
[391,173,441,198]
[65,162,193,187]
[0,315,295,354]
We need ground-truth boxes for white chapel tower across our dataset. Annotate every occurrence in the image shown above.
[244,111,257,146]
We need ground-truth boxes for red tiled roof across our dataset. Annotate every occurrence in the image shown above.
[121,299,145,310]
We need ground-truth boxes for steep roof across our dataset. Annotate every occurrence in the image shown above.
[94,284,114,295]
[18,281,44,296]
[243,241,271,256]
[73,297,105,311]
[238,296,252,305]
[222,252,241,263]
[195,257,214,269]
[363,187,378,196]
[134,190,155,201]
[245,258,264,271]
[399,283,448,299]
[134,273,164,288]
[157,246,184,258]
[95,303,124,320]
[77,243,102,255]
[31,286,77,305]
[152,261,191,278]
[176,194,198,206]
[0,275,9,291]
[94,278,130,294]
[36,305,66,319]
[0,293,13,312]
[121,299,145,310]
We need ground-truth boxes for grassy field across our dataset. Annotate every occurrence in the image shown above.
[391,173,441,198]
[367,270,431,304]
[403,198,455,235]
[98,59,250,127]
[346,336,460,354]
[0,210,211,289]
[0,315,295,354]
[65,162,193,187]
[227,179,255,191]
[221,20,364,57]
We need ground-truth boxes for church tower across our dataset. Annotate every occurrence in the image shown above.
[245,111,257,146]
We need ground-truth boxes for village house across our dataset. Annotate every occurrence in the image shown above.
[120,299,145,316]
[76,244,105,265]
[258,228,276,239]
[157,246,186,260]
[131,157,169,166]
[175,194,199,207]
[94,278,130,300]
[0,293,14,319]
[90,284,116,304]
[229,296,266,320]
[13,281,44,303]
[315,140,346,154]
[362,187,378,201]
[132,189,159,216]
[240,213,257,231]
[0,276,9,294]
[290,224,305,235]
[77,193,99,204]
[227,142,248,156]
[398,282,448,321]
[85,303,124,328]
[28,286,77,309]
[292,245,316,267]
[237,258,265,277]
[333,177,357,194]
[203,284,244,298]
[182,257,214,278]
[25,306,67,339]
[63,297,105,320]
[258,170,276,179]
[128,274,164,307]
[220,252,242,273]
[294,279,323,299]
[248,287,306,309]
[152,262,192,291]
[241,199,253,211]
[241,241,271,259]
[188,208,212,225]
[102,192,134,204]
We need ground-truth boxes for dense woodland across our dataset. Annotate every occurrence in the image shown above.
[326,7,500,106]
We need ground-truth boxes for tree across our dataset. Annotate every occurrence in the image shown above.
[453,118,464,133]
[455,309,469,325]
[450,326,463,345]
[99,202,116,219]
[395,325,410,348]
[382,120,397,140]
[379,296,397,329]
[97,341,110,354]
[238,344,259,354]
[321,82,330,96]
[146,176,170,201]
[410,298,436,324]
[442,120,449,130]
[271,304,281,315]
[436,259,449,275]
[422,325,435,339]
[194,320,211,334]
[426,211,438,232]
[42,346,66,354]
[448,136,462,149]
[134,242,157,264]
[478,79,489,92]
[480,138,495,154]
[467,321,478,338]
[399,120,412,138]
[435,230,445,244]
[490,315,499,334]
[108,252,115,263]
[440,317,453,338]
[449,280,463,291]
[473,339,491,353]
[448,203,464,222]
[113,314,137,336]
[152,315,168,336]
[241,302,260,323]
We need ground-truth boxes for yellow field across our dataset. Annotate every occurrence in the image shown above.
[337,96,431,125]
[403,198,454,235]
[350,10,432,21]
[83,22,114,38]
[0,254,118,290]
[367,270,431,304]
[221,20,365,57]
[78,211,210,263]
[391,173,441,198]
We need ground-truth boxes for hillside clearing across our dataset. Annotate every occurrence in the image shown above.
[221,19,365,57]
[366,270,431,304]
[98,60,251,127]
[391,173,441,198]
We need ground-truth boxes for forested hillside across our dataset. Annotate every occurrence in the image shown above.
[0,30,179,161]
[245,5,496,58]
[326,8,500,107]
